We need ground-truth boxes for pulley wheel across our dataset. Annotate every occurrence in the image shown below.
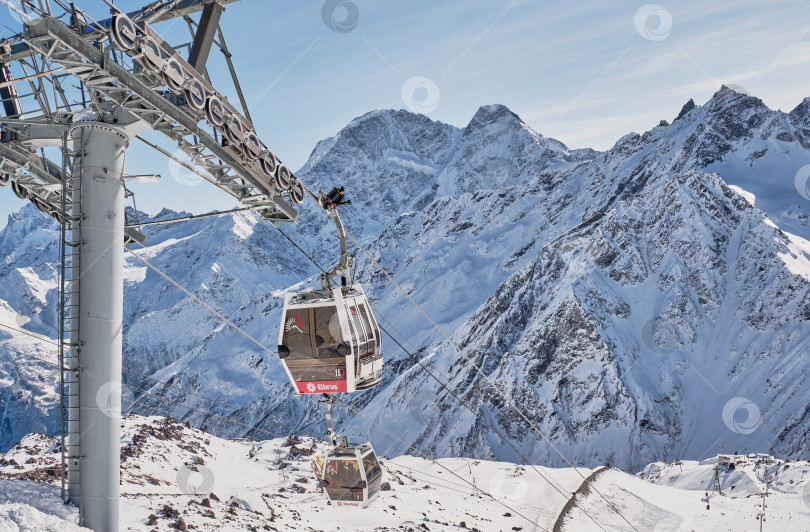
[275,164,292,191]
[224,115,245,145]
[289,179,305,204]
[205,95,226,127]
[244,131,262,159]
[112,15,138,52]
[11,181,28,200]
[32,198,48,213]
[162,57,186,94]
[259,150,277,178]
[185,78,206,110]
[139,37,164,72]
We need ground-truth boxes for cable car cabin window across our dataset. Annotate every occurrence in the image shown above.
[323,459,365,502]
[346,300,370,358]
[281,306,348,360]
[362,452,382,499]
[357,303,379,355]
[313,306,349,359]
[280,309,312,360]
[362,452,381,481]
[280,304,350,384]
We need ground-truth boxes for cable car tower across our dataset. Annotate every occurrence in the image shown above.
[0,1,305,530]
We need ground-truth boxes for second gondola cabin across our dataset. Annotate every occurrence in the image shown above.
[315,443,382,508]
[278,284,383,394]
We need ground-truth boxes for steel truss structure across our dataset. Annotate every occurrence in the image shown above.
[1,0,302,230]
[0,1,303,530]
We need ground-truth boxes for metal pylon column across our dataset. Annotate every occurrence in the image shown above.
[65,120,130,532]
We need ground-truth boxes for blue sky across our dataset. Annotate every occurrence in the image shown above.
[2,0,810,225]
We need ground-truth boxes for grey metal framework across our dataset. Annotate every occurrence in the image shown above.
[1,2,301,226]
[0,1,304,530]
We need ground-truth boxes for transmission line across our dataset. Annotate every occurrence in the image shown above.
[341,227,639,532]
[329,393,548,530]
[241,192,618,530]
[0,340,549,529]
[126,248,278,360]
[0,321,304,435]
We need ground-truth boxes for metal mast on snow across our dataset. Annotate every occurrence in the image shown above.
[0,1,305,530]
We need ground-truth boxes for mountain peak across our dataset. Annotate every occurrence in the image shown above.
[674,98,696,122]
[150,207,189,221]
[788,96,810,129]
[2,203,53,234]
[474,103,516,117]
[464,103,573,152]
[708,84,763,110]
[718,84,752,96]
[346,108,392,127]
[468,104,523,130]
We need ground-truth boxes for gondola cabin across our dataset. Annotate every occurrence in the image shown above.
[315,443,382,508]
[278,285,383,394]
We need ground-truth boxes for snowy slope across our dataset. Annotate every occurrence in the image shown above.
[2,86,810,474]
[0,206,62,451]
[566,462,810,532]
[0,416,806,531]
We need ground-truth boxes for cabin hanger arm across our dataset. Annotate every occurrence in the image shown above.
[318,186,353,291]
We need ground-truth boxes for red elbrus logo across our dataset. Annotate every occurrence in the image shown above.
[311,382,338,392]
[285,315,304,333]
[298,380,348,393]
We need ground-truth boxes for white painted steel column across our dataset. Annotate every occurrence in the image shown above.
[68,121,129,532]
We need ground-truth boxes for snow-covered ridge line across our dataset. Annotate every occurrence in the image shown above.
[0,415,808,531]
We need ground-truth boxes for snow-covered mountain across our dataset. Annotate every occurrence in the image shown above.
[0,208,61,451]
[2,86,810,473]
[0,415,807,531]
